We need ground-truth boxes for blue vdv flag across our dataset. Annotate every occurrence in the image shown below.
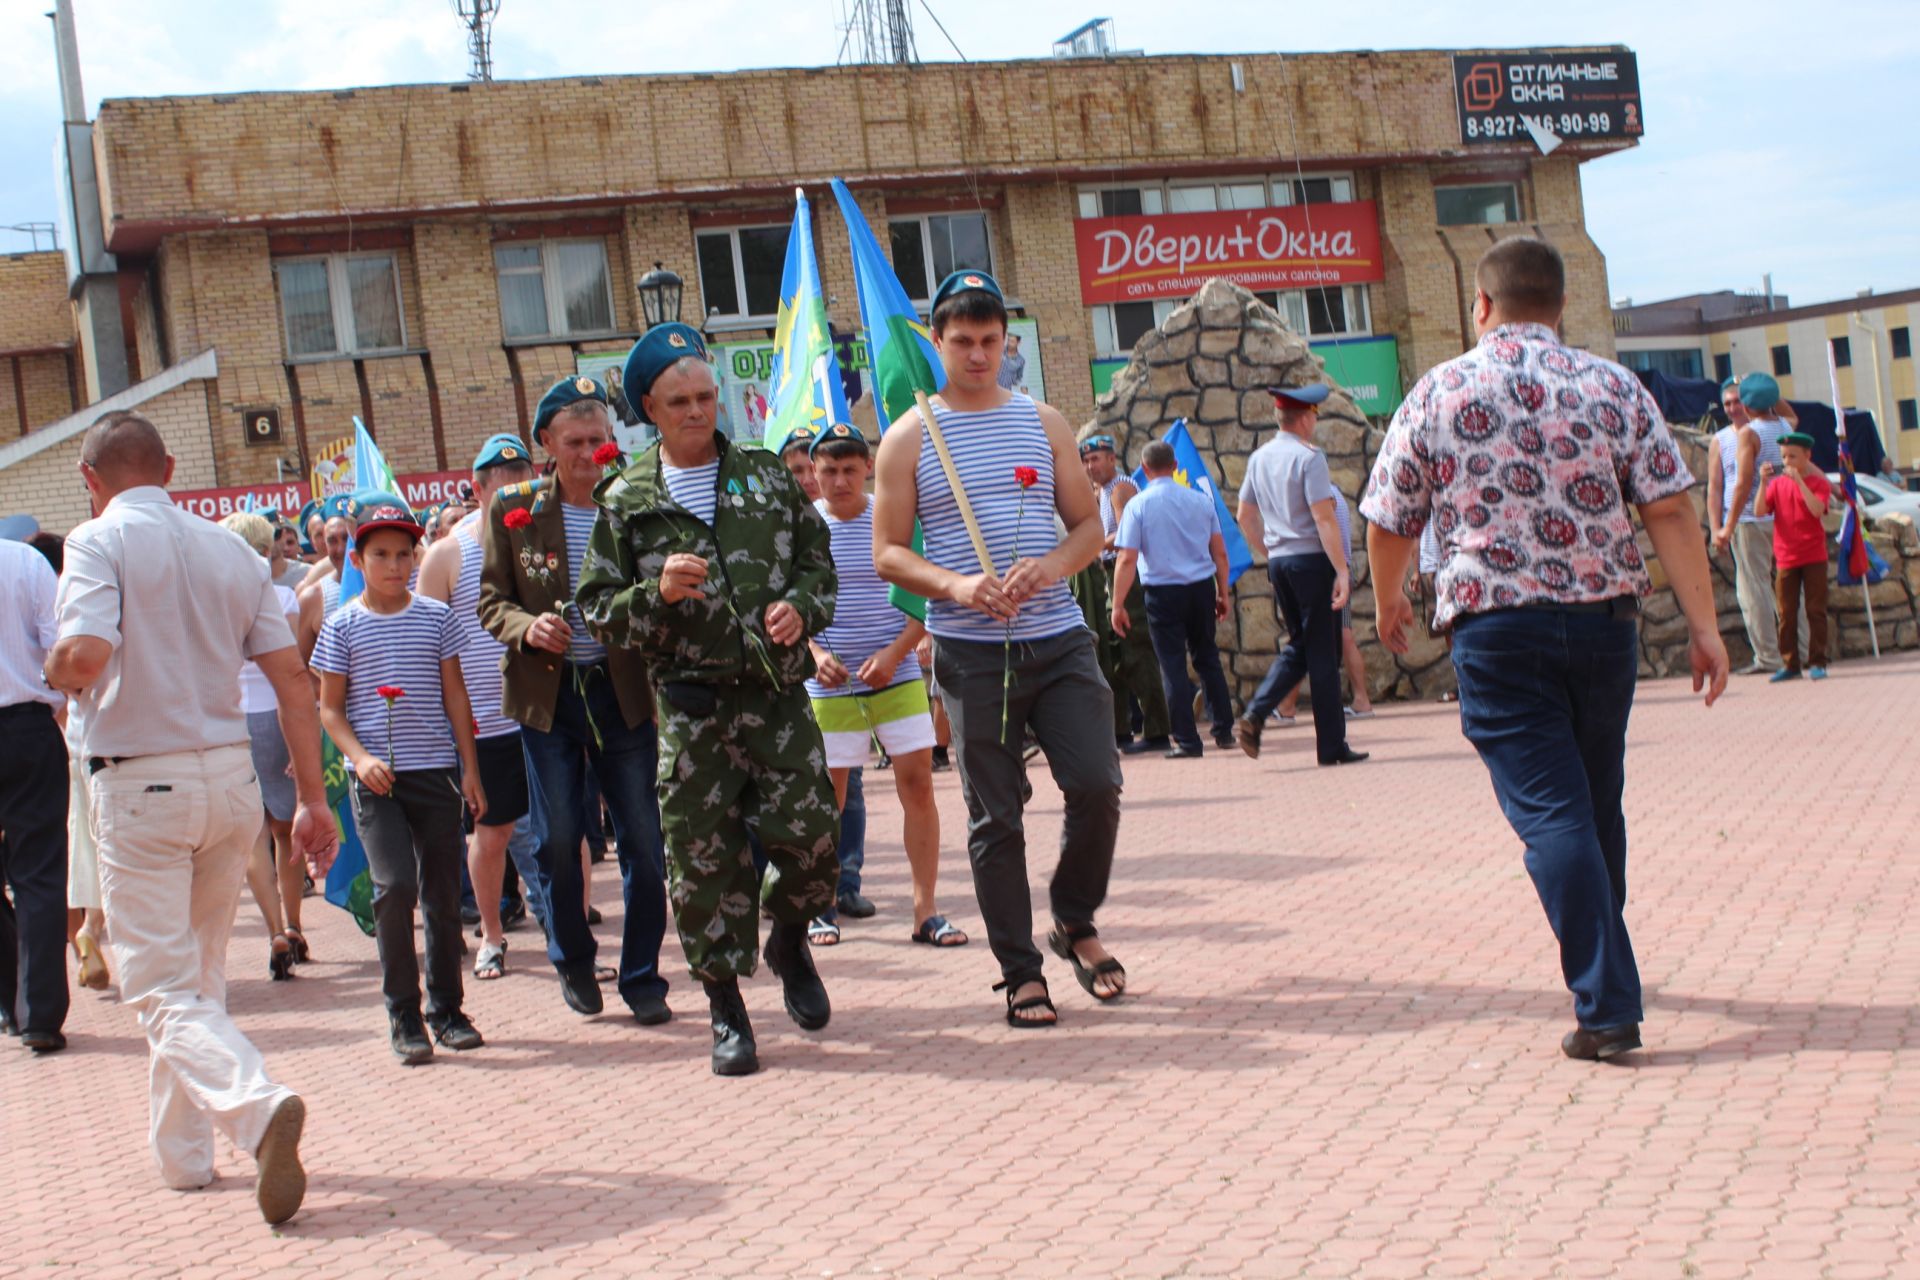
[1130,419,1255,586]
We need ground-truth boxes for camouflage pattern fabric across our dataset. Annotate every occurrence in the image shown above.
[1079,563,1170,740]
[655,681,840,980]
[576,430,840,980]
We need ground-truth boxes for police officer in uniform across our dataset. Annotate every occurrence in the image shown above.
[577,323,840,1077]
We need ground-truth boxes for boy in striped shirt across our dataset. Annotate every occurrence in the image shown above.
[313,495,486,1065]
[804,423,966,951]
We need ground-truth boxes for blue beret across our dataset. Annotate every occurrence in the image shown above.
[622,324,711,425]
[1270,382,1331,406]
[776,427,818,457]
[472,432,532,472]
[534,376,609,439]
[319,493,356,522]
[808,422,868,457]
[0,514,40,543]
[930,269,1005,315]
[1079,433,1117,455]
[350,491,422,542]
[1738,372,1781,411]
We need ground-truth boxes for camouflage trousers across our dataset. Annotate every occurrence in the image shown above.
[654,680,840,981]
[1075,562,1170,740]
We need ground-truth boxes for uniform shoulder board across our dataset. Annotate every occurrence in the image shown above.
[500,478,541,500]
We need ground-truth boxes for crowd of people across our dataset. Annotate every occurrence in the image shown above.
[1,237,1736,1226]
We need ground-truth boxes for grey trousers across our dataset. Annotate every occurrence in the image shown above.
[350,768,466,1018]
[931,628,1124,989]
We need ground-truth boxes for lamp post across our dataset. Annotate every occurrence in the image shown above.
[636,261,684,331]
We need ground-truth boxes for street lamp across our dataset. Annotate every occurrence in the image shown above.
[636,261,684,331]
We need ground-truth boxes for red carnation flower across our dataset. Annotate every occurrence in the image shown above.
[593,442,622,467]
[502,508,533,530]
[1013,466,1040,488]
[375,686,406,701]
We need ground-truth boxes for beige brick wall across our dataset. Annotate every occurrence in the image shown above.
[0,253,76,352]
[0,379,218,535]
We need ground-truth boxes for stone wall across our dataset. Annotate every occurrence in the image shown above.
[1087,279,1920,706]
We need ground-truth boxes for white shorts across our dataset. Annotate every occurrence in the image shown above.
[812,680,938,769]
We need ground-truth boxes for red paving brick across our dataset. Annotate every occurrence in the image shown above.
[4,654,1918,1277]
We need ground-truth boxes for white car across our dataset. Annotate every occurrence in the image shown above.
[1825,471,1920,525]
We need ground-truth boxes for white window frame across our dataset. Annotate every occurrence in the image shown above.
[1268,172,1356,206]
[494,238,617,342]
[887,212,997,304]
[1079,173,1357,219]
[1091,284,1371,357]
[274,252,407,360]
[1434,182,1522,227]
[695,224,789,326]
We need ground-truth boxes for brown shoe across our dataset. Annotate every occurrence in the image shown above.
[1561,1023,1641,1061]
[1233,717,1262,760]
[254,1094,308,1225]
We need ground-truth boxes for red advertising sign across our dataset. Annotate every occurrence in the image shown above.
[1073,200,1383,306]
[172,471,470,522]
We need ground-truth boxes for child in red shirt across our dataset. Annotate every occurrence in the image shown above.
[1753,431,1832,681]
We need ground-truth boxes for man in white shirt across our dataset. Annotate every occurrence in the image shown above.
[0,518,67,1048]
[44,411,338,1224]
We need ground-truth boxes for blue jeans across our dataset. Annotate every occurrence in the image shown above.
[812,768,866,923]
[520,664,669,1008]
[1451,606,1643,1030]
[459,809,546,925]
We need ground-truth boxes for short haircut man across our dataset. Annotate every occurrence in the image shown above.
[1474,236,1566,319]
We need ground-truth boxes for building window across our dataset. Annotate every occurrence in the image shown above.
[1167,182,1268,213]
[695,226,789,322]
[1713,352,1733,383]
[1900,399,1918,432]
[1771,344,1792,376]
[1272,174,1355,205]
[275,254,405,359]
[1831,335,1852,368]
[1076,187,1164,218]
[1093,285,1370,356]
[1621,348,1705,380]
[1435,183,1520,226]
[493,240,614,341]
[888,213,993,302]
[1892,326,1911,360]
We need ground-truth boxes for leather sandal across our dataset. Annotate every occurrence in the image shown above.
[1048,922,1126,1001]
[993,977,1056,1028]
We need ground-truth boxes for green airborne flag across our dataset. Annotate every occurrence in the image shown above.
[828,177,947,621]
[765,189,853,451]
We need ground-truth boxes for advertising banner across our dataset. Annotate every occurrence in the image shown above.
[171,481,309,521]
[1452,51,1643,147]
[580,318,1045,446]
[1074,202,1383,306]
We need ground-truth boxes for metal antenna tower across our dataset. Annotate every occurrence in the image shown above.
[837,0,918,65]
[451,0,500,81]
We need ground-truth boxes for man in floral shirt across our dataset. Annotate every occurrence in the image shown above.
[1362,237,1729,1062]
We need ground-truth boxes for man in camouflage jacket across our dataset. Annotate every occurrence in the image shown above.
[576,322,839,1077]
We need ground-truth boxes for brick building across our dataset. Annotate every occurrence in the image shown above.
[3,46,1638,527]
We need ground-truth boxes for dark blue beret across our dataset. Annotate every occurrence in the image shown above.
[622,323,711,425]
[930,269,1005,315]
[534,375,609,439]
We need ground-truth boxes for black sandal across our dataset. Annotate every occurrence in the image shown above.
[284,926,310,964]
[1048,922,1127,1001]
[992,978,1056,1028]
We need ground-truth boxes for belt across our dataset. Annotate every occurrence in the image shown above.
[87,755,131,775]
[1515,595,1640,619]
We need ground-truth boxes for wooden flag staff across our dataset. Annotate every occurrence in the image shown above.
[913,388,996,577]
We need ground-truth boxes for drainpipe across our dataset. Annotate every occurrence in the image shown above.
[50,0,130,400]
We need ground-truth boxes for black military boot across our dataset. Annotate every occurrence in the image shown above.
[703,978,759,1077]
[763,919,831,1031]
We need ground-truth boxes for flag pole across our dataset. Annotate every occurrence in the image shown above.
[913,388,995,576]
[1827,345,1879,657]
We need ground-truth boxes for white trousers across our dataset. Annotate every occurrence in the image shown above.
[93,743,292,1188]
[1730,522,1807,669]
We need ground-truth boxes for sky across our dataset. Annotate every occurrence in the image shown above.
[2,0,1915,309]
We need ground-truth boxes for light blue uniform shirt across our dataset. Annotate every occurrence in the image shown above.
[1115,475,1221,587]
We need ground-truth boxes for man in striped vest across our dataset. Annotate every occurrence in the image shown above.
[873,271,1128,1030]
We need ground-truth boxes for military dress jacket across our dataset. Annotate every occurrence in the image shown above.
[576,431,835,690]
[477,475,654,733]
